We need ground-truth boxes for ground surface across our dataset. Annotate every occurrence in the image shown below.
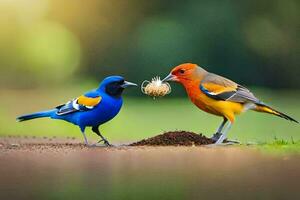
[130,131,214,146]
[1,136,300,200]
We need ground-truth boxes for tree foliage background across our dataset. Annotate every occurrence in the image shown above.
[0,0,299,91]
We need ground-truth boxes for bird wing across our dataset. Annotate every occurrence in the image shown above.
[56,90,102,116]
[200,73,260,103]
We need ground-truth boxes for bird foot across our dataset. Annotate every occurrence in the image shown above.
[206,142,238,147]
[210,133,240,145]
[210,132,222,142]
[224,139,240,144]
[87,143,107,147]
[211,132,240,145]
[84,139,114,147]
[97,138,114,147]
[86,142,114,147]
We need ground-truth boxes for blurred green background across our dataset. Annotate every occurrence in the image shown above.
[0,0,299,142]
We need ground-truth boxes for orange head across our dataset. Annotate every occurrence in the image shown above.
[162,63,207,85]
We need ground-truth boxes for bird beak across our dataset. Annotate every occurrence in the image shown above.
[162,73,177,82]
[121,81,138,88]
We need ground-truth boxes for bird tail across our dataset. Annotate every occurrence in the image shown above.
[16,109,56,122]
[255,103,298,123]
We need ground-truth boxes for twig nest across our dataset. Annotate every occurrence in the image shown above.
[141,76,171,98]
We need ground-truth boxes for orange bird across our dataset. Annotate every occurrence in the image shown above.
[162,63,298,144]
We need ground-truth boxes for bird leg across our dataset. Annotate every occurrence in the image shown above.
[80,127,104,147]
[92,126,112,147]
[215,122,232,144]
[211,119,227,142]
[81,130,92,146]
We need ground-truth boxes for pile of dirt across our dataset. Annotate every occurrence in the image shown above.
[130,131,214,146]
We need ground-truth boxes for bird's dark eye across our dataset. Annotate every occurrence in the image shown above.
[106,81,124,97]
[179,69,185,74]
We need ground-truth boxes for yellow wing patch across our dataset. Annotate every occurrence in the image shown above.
[77,95,102,107]
[201,82,236,94]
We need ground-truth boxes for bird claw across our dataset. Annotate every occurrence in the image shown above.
[86,142,114,148]
[87,143,107,147]
[85,139,113,147]
[224,139,240,144]
[205,142,237,147]
[97,138,114,147]
[210,132,240,145]
[103,141,114,147]
[210,132,222,142]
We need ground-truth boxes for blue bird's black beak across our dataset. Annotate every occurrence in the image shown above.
[121,81,138,88]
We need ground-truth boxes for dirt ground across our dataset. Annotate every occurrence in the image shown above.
[130,131,214,146]
[0,131,214,151]
[0,136,300,200]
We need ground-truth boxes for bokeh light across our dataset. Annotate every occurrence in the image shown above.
[0,0,299,89]
[21,21,80,83]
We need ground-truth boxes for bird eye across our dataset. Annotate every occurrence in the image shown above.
[179,69,185,74]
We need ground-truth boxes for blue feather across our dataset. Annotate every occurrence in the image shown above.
[16,109,56,122]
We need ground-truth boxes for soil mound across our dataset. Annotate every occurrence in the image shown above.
[130,131,214,146]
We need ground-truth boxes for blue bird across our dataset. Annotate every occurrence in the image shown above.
[16,76,137,146]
